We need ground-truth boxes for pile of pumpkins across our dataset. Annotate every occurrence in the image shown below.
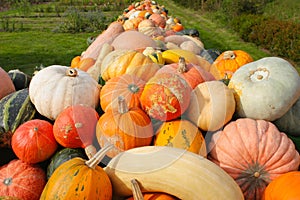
[1,0,300,199]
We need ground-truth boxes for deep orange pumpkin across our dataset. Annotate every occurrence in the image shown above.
[96,96,153,158]
[208,118,300,200]
[140,72,192,121]
[11,119,58,164]
[126,192,179,200]
[0,159,47,200]
[53,104,99,159]
[100,74,145,112]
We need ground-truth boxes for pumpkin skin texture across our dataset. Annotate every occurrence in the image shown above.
[53,104,99,159]
[228,57,300,121]
[154,119,207,156]
[96,96,153,158]
[0,159,47,200]
[140,72,192,121]
[0,67,15,100]
[126,192,179,200]
[11,119,58,164]
[101,49,160,82]
[263,171,300,200]
[100,74,146,112]
[208,118,300,200]
[29,65,100,120]
[185,80,236,131]
[210,50,253,80]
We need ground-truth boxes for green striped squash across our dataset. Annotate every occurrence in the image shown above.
[0,88,36,148]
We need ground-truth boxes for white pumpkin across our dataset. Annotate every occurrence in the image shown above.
[228,57,300,121]
[29,65,100,120]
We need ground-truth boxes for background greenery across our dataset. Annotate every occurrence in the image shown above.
[0,0,299,75]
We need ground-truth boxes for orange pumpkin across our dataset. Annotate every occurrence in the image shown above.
[11,119,58,164]
[96,96,153,158]
[53,104,99,159]
[140,72,192,121]
[70,57,96,72]
[0,159,47,200]
[210,50,253,79]
[0,67,15,100]
[123,17,143,30]
[126,193,179,200]
[209,118,300,200]
[149,13,166,28]
[100,74,145,112]
[263,171,300,200]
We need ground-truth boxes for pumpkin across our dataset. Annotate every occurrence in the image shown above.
[263,171,300,200]
[40,145,113,200]
[100,49,160,82]
[11,119,58,164]
[0,159,47,200]
[123,17,143,30]
[29,65,100,120]
[47,148,87,179]
[7,69,31,91]
[96,96,153,158]
[0,67,15,100]
[138,19,164,38]
[228,57,300,121]
[155,57,215,89]
[111,30,158,52]
[53,104,99,159]
[0,88,36,148]
[100,74,146,112]
[140,72,192,121]
[208,118,300,200]
[149,13,166,28]
[210,50,253,80]
[185,80,236,131]
[154,119,207,156]
[70,57,96,72]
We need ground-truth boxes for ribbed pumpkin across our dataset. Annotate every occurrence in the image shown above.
[208,118,300,200]
[11,119,58,164]
[0,88,36,148]
[29,65,100,120]
[0,159,47,200]
[100,74,145,112]
[263,171,300,200]
[155,57,215,89]
[100,49,160,82]
[154,119,207,156]
[140,72,192,121]
[0,67,15,100]
[96,96,153,158]
[53,104,99,159]
[209,50,253,80]
[40,145,113,200]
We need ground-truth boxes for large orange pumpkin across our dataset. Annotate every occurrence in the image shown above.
[208,118,300,200]
[0,159,47,200]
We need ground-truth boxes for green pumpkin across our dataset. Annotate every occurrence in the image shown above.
[8,69,31,91]
[47,148,87,179]
[0,88,36,148]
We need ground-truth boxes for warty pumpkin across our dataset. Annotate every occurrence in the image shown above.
[29,65,100,120]
[208,118,300,200]
[0,159,47,200]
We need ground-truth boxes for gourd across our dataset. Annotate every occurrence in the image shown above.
[185,80,236,131]
[208,118,300,200]
[100,74,146,112]
[11,119,58,164]
[154,119,207,156]
[0,88,36,148]
[96,96,153,158]
[7,69,31,90]
[29,65,100,121]
[40,145,113,200]
[0,159,47,200]
[53,104,99,159]
[0,67,15,100]
[228,57,300,121]
[104,146,245,200]
[137,19,164,38]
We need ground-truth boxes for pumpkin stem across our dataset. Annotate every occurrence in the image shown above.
[223,51,236,60]
[177,57,187,73]
[85,144,114,169]
[84,144,97,159]
[131,178,145,200]
[66,68,78,77]
[118,95,129,114]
